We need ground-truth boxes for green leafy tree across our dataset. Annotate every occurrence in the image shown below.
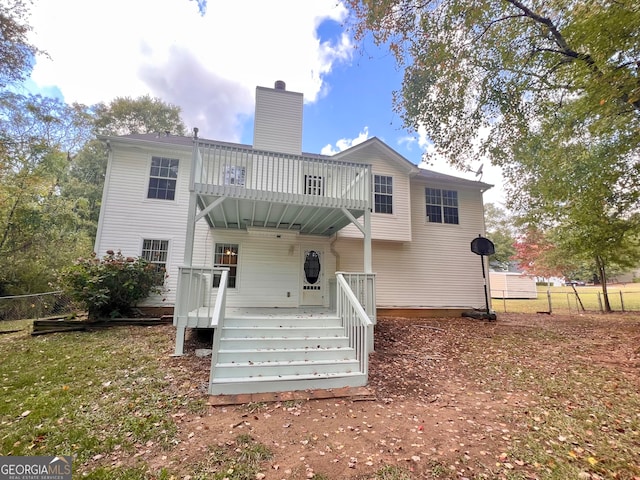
[93,95,187,136]
[0,0,44,87]
[347,0,640,310]
[484,203,517,271]
[0,93,94,294]
[345,0,640,168]
[512,131,640,311]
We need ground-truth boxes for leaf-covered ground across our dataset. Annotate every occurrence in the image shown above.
[2,313,639,479]
[150,313,640,479]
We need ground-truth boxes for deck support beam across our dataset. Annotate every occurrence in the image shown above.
[341,207,372,274]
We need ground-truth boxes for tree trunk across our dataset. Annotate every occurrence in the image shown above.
[595,255,612,312]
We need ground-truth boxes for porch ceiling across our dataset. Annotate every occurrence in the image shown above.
[196,194,365,236]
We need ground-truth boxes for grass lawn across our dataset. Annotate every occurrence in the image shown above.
[492,283,640,314]
[1,314,639,479]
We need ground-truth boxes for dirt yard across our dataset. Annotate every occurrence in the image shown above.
[114,313,640,479]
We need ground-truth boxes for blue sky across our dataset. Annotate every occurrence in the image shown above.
[23,0,504,204]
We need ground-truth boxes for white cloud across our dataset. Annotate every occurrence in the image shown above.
[27,0,352,140]
[321,127,370,155]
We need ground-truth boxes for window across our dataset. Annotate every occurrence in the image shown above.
[141,239,169,285]
[213,243,239,288]
[374,175,393,214]
[223,165,246,186]
[304,175,324,196]
[426,188,459,224]
[148,156,179,200]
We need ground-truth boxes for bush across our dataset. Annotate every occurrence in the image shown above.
[61,250,163,318]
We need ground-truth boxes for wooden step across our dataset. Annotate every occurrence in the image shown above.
[209,371,368,395]
[209,314,366,396]
[213,357,360,378]
[216,346,354,363]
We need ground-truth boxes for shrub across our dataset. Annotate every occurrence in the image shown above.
[61,250,163,318]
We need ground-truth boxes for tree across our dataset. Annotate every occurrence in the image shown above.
[93,95,187,136]
[510,117,640,311]
[0,93,94,294]
[484,203,516,270]
[0,0,44,87]
[345,0,640,169]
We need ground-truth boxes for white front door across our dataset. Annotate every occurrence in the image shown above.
[301,249,323,305]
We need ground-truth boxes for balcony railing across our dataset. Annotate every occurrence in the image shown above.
[191,141,371,210]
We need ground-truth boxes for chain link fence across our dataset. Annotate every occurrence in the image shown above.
[491,287,640,314]
[0,291,81,322]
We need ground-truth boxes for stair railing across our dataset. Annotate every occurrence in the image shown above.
[336,273,374,374]
[209,269,229,390]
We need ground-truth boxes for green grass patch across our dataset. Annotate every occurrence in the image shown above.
[492,284,640,314]
[0,327,183,466]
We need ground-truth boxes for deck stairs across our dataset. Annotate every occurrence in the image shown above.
[209,312,367,395]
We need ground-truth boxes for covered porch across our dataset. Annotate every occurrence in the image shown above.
[173,138,377,394]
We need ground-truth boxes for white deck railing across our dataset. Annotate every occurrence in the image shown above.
[336,273,376,373]
[208,269,228,388]
[192,141,371,210]
[173,266,229,329]
[337,272,377,324]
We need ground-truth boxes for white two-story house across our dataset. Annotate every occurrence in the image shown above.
[95,81,492,395]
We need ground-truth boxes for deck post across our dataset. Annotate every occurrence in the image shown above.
[173,325,186,356]
[174,138,200,356]
[363,208,372,274]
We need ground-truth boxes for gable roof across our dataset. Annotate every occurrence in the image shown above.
[334,136,492,192]
[415,167,493,191]
[333,137,420,174]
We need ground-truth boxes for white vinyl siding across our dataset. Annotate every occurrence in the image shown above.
[94,143,206,306]
[334,181,486,309]
[253,86,303,155]
[336,146,412,242]
[207,232,336,308]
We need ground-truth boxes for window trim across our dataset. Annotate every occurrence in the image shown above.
[304,174,325,196]
[147,156,179,201]
[223,164,246,186]
[373,174,393,214]
[141,238,170,286]
[213,243,239,289]
[425,187,460,225]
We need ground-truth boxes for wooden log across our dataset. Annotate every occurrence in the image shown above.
[31,317,171,335]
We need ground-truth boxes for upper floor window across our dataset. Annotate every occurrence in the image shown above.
[426,188,459,224]
[374,175,393,214]
[304,174,324,196]
[223,165,246,186]
[141,239,169,285]
[148,156,179,200]
[213,243,239,288]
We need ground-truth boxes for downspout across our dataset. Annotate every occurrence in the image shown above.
[329,233,340,270]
